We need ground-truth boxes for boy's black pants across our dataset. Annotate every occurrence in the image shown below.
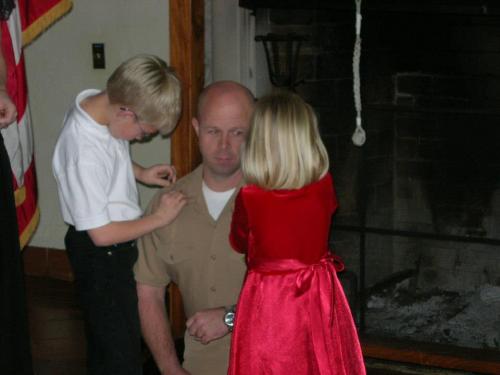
[65,226,142,375]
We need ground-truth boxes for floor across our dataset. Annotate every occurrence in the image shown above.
[27,276,86,375]
[26,275,464,375]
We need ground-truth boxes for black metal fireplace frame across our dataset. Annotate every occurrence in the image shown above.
[335,223,500,332]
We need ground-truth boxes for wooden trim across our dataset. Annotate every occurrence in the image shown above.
[170,0,203,177]
[361,335,500,374]
[23,246,74,282]
[169,0,204,339]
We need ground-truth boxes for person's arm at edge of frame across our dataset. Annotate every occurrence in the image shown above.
[0,29,17,129]
[137,282,191,375]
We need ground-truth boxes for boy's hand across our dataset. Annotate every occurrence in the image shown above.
[137,164,176,187]
[153,190,187,227]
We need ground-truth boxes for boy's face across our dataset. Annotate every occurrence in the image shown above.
[109,106,158,141]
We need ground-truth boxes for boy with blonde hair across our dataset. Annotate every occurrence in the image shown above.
[53,54,186,375]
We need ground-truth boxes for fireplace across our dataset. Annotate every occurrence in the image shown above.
[241,0,500,362]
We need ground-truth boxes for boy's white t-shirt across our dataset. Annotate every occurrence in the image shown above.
[52,89,142,231]
[202,181,236,221]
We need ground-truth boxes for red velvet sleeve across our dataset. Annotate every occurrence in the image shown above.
[329,173,339,215]
[229,189,249,254]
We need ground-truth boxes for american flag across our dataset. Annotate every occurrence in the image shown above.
[0,0,72,248]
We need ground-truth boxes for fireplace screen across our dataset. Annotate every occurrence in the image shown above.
[251,1,500,355]
[330,108,500,352]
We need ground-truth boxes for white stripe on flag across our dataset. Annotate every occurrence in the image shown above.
[0,109,33,186]
[7,4,22,64]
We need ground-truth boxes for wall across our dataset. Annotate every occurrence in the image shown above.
[210,0,271,97]
[24,0,171,249]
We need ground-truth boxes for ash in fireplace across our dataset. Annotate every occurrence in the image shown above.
[365,280,500,350]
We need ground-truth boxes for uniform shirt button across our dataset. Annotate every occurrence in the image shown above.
[211,254,216,260]
[210,286,216,292]
[107,251,112,256]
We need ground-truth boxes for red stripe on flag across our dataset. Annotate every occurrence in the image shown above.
[1,21,17,103]
[13,54,27,120]
[14,159,37,237]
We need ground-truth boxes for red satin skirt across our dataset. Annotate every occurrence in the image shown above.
[227,254,366,374]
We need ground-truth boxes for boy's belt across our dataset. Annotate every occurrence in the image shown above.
[68,225,136,249]
[108,240,136,249]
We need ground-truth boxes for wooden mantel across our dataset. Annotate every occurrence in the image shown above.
[238,0,500,15]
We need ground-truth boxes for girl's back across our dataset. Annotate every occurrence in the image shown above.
[235,173,336,264]
[228,91,366,375]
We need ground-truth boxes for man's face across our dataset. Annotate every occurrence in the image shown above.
[193,96,251,181]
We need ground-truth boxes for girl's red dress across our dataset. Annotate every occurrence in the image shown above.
[227,173,366,374]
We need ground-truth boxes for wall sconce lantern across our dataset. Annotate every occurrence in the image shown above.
[255,33,310,91]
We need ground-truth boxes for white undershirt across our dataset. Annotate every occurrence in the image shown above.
[202,181,236,220]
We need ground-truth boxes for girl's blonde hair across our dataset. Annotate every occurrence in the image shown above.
[242,91,329,190]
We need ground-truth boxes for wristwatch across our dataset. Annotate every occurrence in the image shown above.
[223,305,236,332]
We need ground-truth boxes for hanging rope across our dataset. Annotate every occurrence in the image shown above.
[352,0,365,146]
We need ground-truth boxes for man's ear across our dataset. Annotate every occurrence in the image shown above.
[192,117,200,136]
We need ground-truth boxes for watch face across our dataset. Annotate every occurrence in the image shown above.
[224,311,235,327]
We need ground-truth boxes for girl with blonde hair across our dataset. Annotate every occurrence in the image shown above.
[228,91,365,374]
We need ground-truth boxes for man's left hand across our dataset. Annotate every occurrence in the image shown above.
[186,307,229,345]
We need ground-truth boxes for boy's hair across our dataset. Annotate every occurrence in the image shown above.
[242,91,329,190]
[107,54,181,135]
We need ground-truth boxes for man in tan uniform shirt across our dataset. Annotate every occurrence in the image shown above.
[134,81,255,375]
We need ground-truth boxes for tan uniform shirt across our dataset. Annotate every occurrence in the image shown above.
[134,166,246,375]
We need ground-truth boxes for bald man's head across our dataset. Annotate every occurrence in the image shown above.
[192,81,255,189]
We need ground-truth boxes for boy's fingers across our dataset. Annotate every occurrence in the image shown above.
[160,191,185,204]
[155,178,172,188]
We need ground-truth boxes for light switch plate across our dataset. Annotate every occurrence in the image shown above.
[92,43,105,69]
